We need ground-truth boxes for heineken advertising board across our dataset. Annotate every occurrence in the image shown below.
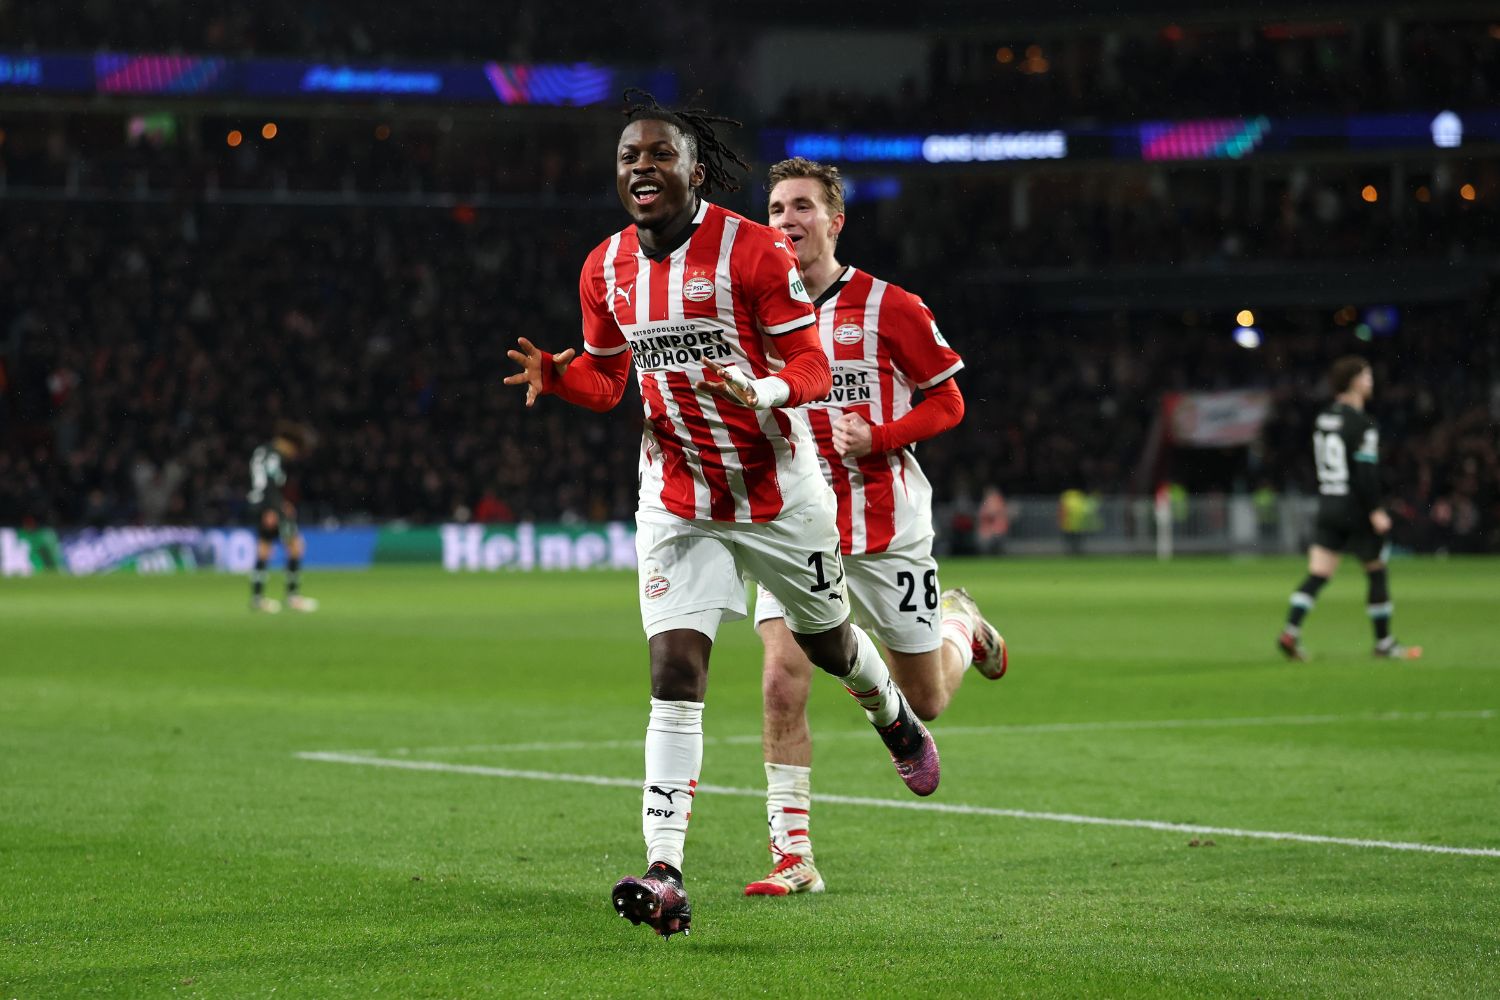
[0,524,639,576]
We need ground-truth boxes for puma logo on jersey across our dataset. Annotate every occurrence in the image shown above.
[614,284,634,306]
[916,615,933,628]
[647,785,680,803]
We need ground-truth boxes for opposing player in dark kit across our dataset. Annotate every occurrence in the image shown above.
[1278,356,1419,661]
[247,421,318,614]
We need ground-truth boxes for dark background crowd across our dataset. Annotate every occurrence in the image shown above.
[7,2,1498,125]
[1,2,1497,551]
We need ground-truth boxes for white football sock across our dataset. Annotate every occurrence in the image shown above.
[642,698,703,870]
[765,762,813,861]
[941,612,975,665]
[838,624,902,727]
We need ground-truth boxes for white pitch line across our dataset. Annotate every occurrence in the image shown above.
[295,751,1500,859]
[360,709,1496,758]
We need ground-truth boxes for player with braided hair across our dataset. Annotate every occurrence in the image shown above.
[619,88,751,195]
[505,93,941,938]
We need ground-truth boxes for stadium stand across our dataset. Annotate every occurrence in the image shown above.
[0,7,1496,550]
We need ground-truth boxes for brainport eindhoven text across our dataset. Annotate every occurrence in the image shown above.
[627,324,733,371]
[817,367,873,405]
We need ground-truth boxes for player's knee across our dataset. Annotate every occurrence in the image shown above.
[650,657,704,701]
[647,632,711,701]
[789,622,854,676]
[786,620,846,668]
[1365,560,1386,573]
[762,661,808,718]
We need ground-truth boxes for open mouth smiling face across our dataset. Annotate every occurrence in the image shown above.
[769,176,843,270]
[616,119,704,230]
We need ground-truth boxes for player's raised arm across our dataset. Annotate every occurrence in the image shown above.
[696,232,829,410]
[503,337,575,407]
[504,337,630,412]
[503,253,632,412]
[696,327,830,410]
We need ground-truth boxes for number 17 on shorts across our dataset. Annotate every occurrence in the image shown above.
[740,498,850,636]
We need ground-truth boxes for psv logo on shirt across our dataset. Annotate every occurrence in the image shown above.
[683,269,716,302]
[833,323,865,346]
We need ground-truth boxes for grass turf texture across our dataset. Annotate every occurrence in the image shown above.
[2,557,1497,998]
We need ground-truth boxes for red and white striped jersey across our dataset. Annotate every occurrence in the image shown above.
[802,266,965,555]
[579,200,824,524]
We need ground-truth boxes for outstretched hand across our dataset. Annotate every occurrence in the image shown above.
[504,337,576,407]
[695,360,758,409]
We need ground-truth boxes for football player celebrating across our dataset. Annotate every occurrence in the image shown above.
[246,421,317,613]
[1278,356,1420,660]
[744,158,1007,898]
[504,93,939,939]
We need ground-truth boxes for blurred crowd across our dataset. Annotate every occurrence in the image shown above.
[1,1,1497,551]
[859,168,1500,273]
[774,19,1500,129]
[0,113,608,201]
[5,3,1496,129]
[1,187,1495,550]
[926,298,1500,555]
[5,112,1496,270]
[0,200,635,530]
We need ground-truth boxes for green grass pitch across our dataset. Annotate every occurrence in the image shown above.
[3,556,1498,997]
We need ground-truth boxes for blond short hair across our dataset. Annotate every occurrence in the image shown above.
[767,157,845,218]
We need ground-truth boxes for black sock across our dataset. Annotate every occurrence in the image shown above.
[1366,567,1392,643]
[287,556,301,597]
[252,557,267,598]
[1285,574,1329,631]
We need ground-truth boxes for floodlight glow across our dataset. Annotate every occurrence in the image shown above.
[1431,111,1463,149]
[1233,327,1262,349]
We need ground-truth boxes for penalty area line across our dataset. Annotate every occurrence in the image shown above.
[294,751,1500,859]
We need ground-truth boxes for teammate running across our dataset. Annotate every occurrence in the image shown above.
[1278,356,1419,660]
[744,158,1007,898]
[247,421,317,613]
[503,92,939,939]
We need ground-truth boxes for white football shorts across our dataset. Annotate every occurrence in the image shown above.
[755,538,942,654]
[636,495,850,642]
